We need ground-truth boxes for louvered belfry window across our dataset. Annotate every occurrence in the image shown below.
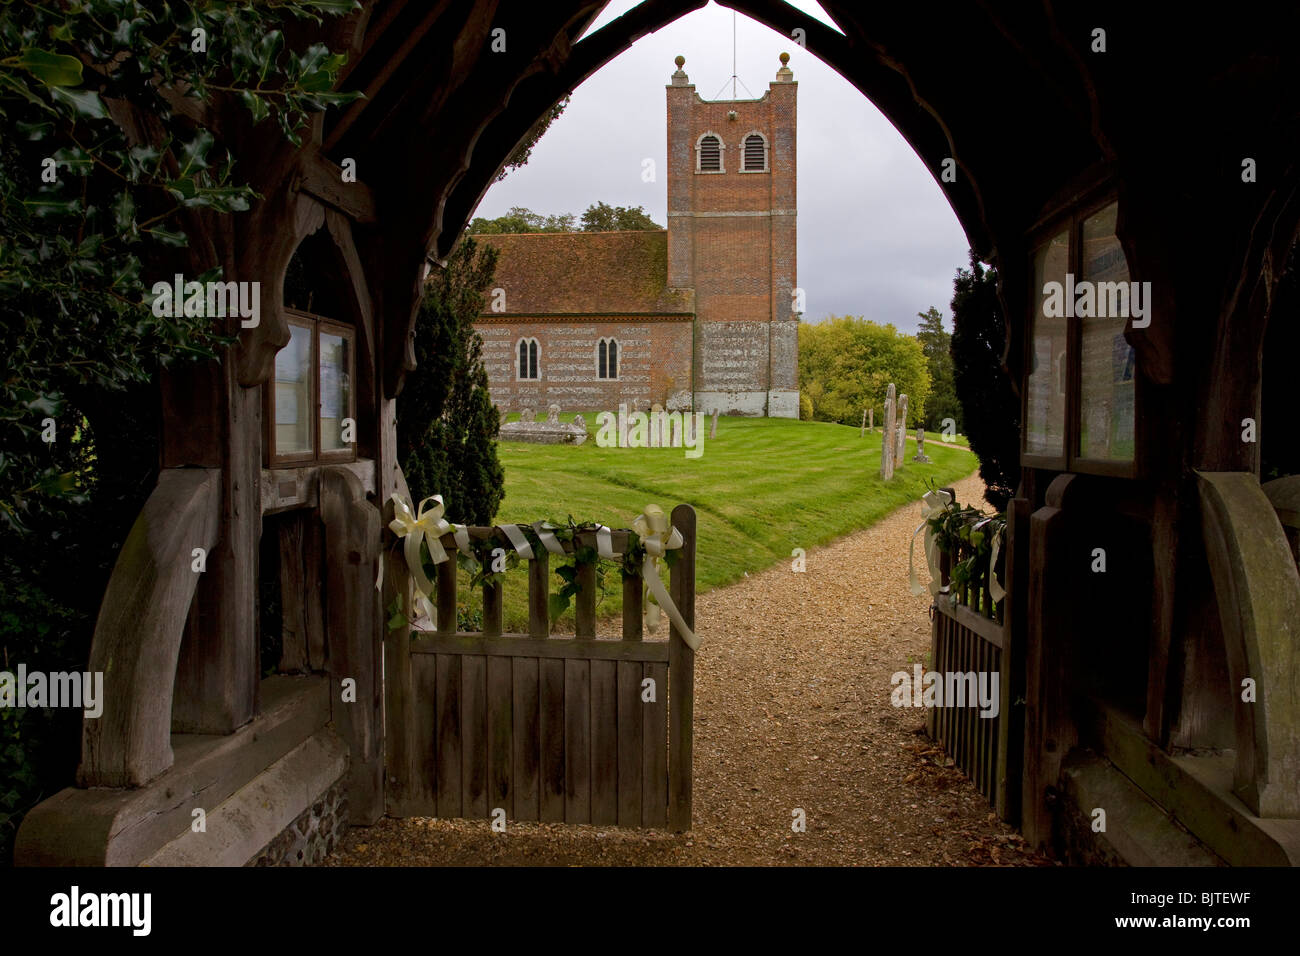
[743,133,766,171]
[699,134,721,171]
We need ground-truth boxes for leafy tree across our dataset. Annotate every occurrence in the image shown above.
[467,206,576,234]
[580,201,662,232]
[915,306,962,433]
[950,253,1021,509]
[397,237,505,526]
[468,201,663,236]
[798,316,930,426]
[0,0,360,864]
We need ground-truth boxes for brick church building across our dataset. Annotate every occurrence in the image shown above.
[474,53,800,417]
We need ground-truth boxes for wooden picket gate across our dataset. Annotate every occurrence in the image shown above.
[927,490,1020,823]
[383,504,696,831]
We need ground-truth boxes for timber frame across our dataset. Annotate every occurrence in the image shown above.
[15,1,1300,866]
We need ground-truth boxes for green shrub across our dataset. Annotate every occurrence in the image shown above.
[397,237,505,525]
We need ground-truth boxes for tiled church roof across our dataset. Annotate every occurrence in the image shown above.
[475,230,694,315]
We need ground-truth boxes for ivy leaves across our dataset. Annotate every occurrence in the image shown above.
[923,482,1006,607]
[0,0,362,528]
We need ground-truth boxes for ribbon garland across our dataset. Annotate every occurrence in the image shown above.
[907,489,1006,602]
[384,494,697,650]
[633,504,699,651]
[908,488,953,597]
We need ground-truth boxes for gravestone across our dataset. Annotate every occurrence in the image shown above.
[709,408,720,439]
[519,406,534,424]
[912,426,931,463]
[880,384,896,480]
[896,394,909,462]
[546,404,560,424]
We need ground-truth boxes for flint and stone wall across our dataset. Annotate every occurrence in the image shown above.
[476,317,694,411]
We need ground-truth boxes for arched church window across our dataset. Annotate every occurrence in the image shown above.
[517,338,540,380]
[697,133,723,172]
[742,132,768,172]
[597,338,619,379]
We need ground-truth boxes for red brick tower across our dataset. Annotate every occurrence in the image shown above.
[667,52,799,417]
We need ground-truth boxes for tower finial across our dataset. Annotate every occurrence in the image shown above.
[675,55,685,69]
[779,51,790,66]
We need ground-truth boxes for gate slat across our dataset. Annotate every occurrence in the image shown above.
[462,654,488,818]
[512,657,540,821]
[643,661,668,827]
[622,574,643,641]
[487,655,513,817]
[434,653,462,818]
[590,659,618,825]
[529,553,549,638]
[564,659,592,822]
[413,653,438,813]
[576,559,596,639]
[539,659,565,822]
[616,659,643,826]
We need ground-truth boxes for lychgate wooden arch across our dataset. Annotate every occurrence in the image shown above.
[16,0,1300,866]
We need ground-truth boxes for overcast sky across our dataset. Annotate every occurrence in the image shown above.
[472,0,970,335]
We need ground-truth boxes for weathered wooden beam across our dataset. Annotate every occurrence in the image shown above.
[78,468,222,788]
[1197,471,1300,817]
[411,634,669,663]
[300,149,377,223]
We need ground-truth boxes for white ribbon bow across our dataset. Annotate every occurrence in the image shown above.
[909,488,953,597]
[633,505,699,650]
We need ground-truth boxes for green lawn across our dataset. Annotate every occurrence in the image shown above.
[443,415,977,632]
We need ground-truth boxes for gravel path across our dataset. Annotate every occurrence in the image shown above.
[328,471,1048,866]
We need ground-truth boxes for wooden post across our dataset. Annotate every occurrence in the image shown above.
[860,408,867,437]
[320,466,383,823]
[171,370,260,735]
[668,504,696,831]
[1021,476,1077,851]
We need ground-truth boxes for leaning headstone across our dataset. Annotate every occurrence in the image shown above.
[880,384,896,480]
[709,407,720,439]
[896,394,909,461]
[546,403,561,424]
[912,426,932,463]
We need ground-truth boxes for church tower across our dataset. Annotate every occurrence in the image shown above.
[666,53,799,417]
